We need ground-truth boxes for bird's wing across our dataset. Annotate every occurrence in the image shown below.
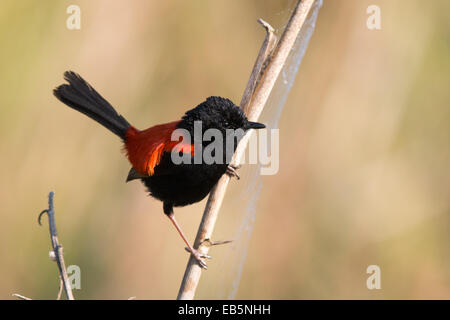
[124,121,193,176]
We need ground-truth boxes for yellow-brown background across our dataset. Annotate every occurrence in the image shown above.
[1,0,449,299]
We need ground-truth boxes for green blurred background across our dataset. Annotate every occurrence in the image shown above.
[1,0,449,299]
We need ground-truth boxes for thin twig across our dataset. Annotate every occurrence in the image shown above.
[11,293,32,300]
[177,0,317,300]
[38,191,75,300]
[240,18,277,110]
[56,277,64,300]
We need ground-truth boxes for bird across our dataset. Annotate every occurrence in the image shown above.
[53,71,265,268]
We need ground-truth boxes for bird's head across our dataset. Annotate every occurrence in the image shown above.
[179,96,265,134]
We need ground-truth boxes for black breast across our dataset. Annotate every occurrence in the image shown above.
[141,152,228,207]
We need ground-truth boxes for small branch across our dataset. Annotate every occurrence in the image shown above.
[56,278,64,300]
[240,18,277,110]
[12,293,32,300]
[177,0,317,300]
[38,191,74,300]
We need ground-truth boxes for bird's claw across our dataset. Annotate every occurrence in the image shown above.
[201,238,233,246]
[226,165,241,180]
[184,247,211,269]
[183,239,232,269]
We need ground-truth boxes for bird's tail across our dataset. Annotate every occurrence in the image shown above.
[53,71,131,140]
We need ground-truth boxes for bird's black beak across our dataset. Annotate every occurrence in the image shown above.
[246,121,266,130]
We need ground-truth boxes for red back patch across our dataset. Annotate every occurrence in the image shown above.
[124,121,193,176]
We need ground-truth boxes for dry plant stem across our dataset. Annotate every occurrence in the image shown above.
[38,191,74,300]
[177,18,277,300]
[240,19,277,110]
[177,0,317,300]
[242,0,315,121]
[12,293,32,300]
[57,278,64,300]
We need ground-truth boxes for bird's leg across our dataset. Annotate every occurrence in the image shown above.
[167,213,210,269]
[226,164,242,180]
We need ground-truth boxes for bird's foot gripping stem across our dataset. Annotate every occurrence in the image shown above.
[184,238,232,269]
[166,204,232,270]
[184,247,211,269]
[226,164,242,180]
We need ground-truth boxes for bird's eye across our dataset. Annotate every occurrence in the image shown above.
[223,121,230,127]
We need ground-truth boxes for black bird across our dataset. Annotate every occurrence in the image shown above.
[53,71,265,268]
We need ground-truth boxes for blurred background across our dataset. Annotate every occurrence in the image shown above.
[1,0,449,299]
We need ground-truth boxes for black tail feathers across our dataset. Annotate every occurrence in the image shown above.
[54,71,131,140]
